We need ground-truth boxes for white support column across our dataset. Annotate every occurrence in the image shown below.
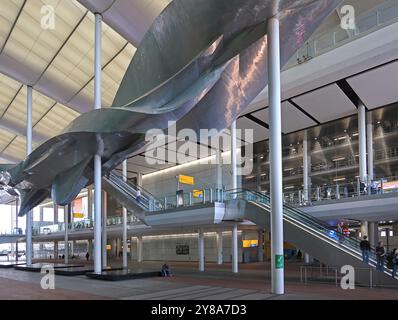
[231,121,237,193]
[216,149,223,199]
[64,205,69,264]
[88,239,93,260]
[216,231,223,265]
[360,221,369,238]
[102,191,108,268]
[26,85,33,265]
[198,229,205,271]
[93,12,103,274]
[256,155,262,192]
[367,113,374,181]
[137,235,143,263]
[15,198,19,262]
[303,130,309,202]
[87,186,93,220]
[358,103,367,183]
[232,224,238,273]
[258,230,264,262]
[122,160,128,268]
[136,172,142,187]
[304,253,310,264]
[39,208,44,255]
[369,222,379,248]
[268,16,284,295]
[131,236,135,261]
[54,241,58,259]
[111,239,117,257]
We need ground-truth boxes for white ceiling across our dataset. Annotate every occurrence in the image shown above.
[347,60,398,109]
[292,84,358,123]
[250,101,318,134]
[236,117,269,143]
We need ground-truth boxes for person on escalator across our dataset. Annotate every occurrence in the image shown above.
[393,249,398,279]
[375,241,386,272]
[360,236,371,264]
[136,189,142,204]
[337,222,344,243]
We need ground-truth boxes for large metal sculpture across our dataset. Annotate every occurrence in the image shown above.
[0,0,342,216]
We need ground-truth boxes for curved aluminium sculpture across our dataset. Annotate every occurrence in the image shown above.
[0,0,342,216]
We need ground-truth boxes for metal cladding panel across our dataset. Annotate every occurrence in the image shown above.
[0,0,343,215]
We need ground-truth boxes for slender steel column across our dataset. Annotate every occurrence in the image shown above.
[131,236,135,261]
[198,229,205,271]
[258,230,264,262]
[256,155,262,192]
[303,130,309,202]
[64,205,69,264]
[216,149,223,198]
[369,222,379,248]
[360,221,369,238]
[231,121,238,193]
[54,241,58,259]
[54,205,58,259]
[15,198,19,262]
[232,224,238,273]
[358,104,367,183]
[26,85,33,265]
[216,231,223,265]
[122,160,128,268]
[268,16,284,295]
[102,191,108,268]
[136,172,142,187]
[93,12,103,274]
[137,235,143,263]
[366,113,374,180]
[87,186,93,220]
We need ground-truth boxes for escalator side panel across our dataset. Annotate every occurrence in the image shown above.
[245,202,398,287]
[102,178,147,225]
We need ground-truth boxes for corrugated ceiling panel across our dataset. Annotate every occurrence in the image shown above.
[33,102,79,138]
[0,0,25,50]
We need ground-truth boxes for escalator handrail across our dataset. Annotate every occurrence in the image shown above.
[107,172,164,210]
[225,188,378,260]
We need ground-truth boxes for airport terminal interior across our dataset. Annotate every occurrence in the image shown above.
[0,0,398,301]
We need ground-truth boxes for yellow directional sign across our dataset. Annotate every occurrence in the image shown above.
[178,174,194,185]
[73,213,84,219]
[193,189,203,198]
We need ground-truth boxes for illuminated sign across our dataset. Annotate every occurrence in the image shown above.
[178,175,194,185]
[383,181,398,190]
[73,213,84,219]
[242,240,259,248]
[106,245,111,250]
[193,189,203,198]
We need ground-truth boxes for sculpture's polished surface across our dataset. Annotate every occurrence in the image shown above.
[0,0,342,215]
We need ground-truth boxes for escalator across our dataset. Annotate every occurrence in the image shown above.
[102,171,166,224]
[100,174,398,287]
[224,190,398,287]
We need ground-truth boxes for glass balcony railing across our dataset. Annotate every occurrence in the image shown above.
[284,0,398,69]
[282,175,398,206]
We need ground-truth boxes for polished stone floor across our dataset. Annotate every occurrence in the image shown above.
[0,259,397,300]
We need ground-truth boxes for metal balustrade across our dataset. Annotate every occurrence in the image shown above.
[284,0,398,69]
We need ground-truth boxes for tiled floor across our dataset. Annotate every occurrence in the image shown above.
[0,259,397,300]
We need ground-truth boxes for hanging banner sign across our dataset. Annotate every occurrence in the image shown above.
[179,175,194,185]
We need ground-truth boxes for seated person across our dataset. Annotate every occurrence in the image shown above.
[161,263,172,277]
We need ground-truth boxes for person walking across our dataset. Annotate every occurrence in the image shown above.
[85,251,90,261]
[393,249,398,279]
[360,236,371,264]
[375,241,386,271]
